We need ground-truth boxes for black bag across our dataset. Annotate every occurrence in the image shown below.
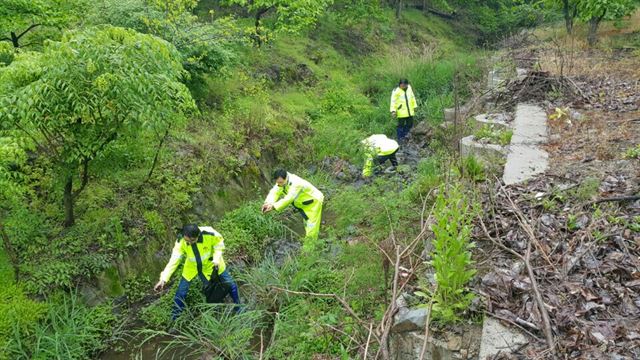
[203,268,231,304]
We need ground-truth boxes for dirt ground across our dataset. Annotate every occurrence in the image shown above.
[474,20,640,359]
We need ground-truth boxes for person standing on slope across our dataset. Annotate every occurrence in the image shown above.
[390,78,418,143]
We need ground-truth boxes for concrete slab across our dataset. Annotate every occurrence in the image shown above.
[479,317,529,359]
[473,113,510,131]
[460,135,506,160]
[503,104,548,185]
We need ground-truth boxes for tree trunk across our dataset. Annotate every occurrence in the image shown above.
[255,13,262,47]
[63,175,74,227]
[9,32,19,48]
[145,127,170,182]
[0,223,19,281]
[395,0,402,19]
[587,17,600,46]
[562,0,573,34]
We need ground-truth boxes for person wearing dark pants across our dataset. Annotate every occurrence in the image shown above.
[154,224,241,320]
[361,134,400,178]
[390,79,418,142]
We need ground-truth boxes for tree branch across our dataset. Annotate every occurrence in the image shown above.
[72,158,90,198]
[16,24,41,41]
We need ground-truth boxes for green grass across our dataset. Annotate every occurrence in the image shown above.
[3,293,115,360]
[474,124,513,146]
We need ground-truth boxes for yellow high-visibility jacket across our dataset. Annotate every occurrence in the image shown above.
[390,85,418,118]
[159,226,226,282]
[362,135,399,177]
[265,172,324,212]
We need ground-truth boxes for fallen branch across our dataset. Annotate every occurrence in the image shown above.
[364,322,373,359]
[582,195,640,208]
[379,245,401,360]
[478,216,557,358]
[418,285,436,360]
[485,311,541,342]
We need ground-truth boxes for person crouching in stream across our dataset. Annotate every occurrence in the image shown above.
[154,224,241,320]
[361,134,399,178]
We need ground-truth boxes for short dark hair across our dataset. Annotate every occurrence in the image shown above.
[182,224,200,239]
[399,79,409,85]
[273,169,287,180]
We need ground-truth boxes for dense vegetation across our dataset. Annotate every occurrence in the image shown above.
[0,0,637,358]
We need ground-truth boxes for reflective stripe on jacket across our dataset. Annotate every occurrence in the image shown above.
[265,172,324,212]
[390,85,417,118]
[159,226,226,282]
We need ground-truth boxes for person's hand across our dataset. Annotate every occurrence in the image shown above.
[391,111,397,119]
[262,203,274,213]
[154,280,166,292]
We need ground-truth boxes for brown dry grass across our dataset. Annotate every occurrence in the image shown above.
[535,11,640,79]
[546,109,640,164]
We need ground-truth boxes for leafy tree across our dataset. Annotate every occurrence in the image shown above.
[559,0,580,34]
[0,26,196,227]
[91,0,237,77]
[578,0,636,45]
[221,0,333,45]
[0,0,85,48]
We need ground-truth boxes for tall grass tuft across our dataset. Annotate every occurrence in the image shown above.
[4,292,116,360]
[427,185,476,323]
[140,305,264,360]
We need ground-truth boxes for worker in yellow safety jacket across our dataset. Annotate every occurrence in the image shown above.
[154,224,240,320]
[390,78,418,142]
[262,169,324,247]
[362,134,399,178]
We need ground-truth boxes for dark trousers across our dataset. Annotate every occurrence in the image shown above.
[172,269,240,320]
[376,150,398,168]
[397,116,413,141]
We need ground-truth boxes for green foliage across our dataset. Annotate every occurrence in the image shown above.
[460,155,486,182]
[218,201,292,263]
[0,284,47,356]
[0,42,14,65]
[578,0,637,23]
[623,144,640,159]
[4,292,116,360]
[240,253,359,359]
[0,25,196,225]
[140,289,175,329]
[578,0,637,44]
[453,0,546,43]
[0,0,87,48]
[143,306,263,360]
[570,176,600,201]
[222,0,333,44]
[428,185,476,323]
[91,0,238,77]
[473,124,513,146]
[0,135,29,207]
[405,157,443,201]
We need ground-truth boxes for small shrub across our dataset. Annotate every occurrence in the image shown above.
[218,201,292,263]
[4,292,116,360]
[570,177,600,202]
[144,306,264,360]
[474,124,512,146]
[460,155,485,182]
[622,144,640,159]
[428,185,476,323]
